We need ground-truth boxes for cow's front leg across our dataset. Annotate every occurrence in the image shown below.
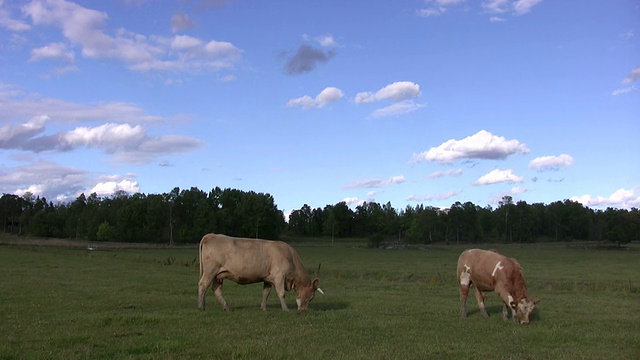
[261,282,272,311]
[502,303,510,321]
[474,288,489,318]
[274,280,289,311]
[212,279,230,311]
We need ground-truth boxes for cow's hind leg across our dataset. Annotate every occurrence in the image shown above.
[198,271,214,311]
[261,282,272,311]
[474,288,489,318]
[212,278,230,311]
[459,268,472,318]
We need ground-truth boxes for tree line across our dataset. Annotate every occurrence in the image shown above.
[287,196,639,246]
[0,187,284,243]
[1,188,638,246]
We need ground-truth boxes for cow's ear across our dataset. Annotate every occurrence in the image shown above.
[533,298,541,304]
[312,278,320,289]
[510,301,518,310]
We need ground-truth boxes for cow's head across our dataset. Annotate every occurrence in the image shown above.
[295,278,323,310]
[510,298,541,324]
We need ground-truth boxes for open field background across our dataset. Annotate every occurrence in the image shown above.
[1,238,639,359]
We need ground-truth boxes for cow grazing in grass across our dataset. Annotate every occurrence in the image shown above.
[457,249,540,324]
[198,233,323,312]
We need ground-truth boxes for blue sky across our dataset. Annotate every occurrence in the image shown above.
[1,0,639,217]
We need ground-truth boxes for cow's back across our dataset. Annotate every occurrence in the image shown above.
[199,233,296,283]
[457,249,509,292]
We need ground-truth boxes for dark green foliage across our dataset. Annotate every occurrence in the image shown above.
[1,189,638,246]
[1,187,284,244]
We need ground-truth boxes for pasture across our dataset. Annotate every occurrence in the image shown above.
[1,240,639,359]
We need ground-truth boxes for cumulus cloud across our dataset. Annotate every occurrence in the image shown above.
[571,188,640,209]
[20,0,241,73]
[0,161,137,202]
[428,169,463,179]
[344,175,405,190]
[29,42,75,62]
[482,0,541,15]
[283,44,335,75]
[473,169,523,185]
[413,130,530,164]
[0,5,31,31]
[0,85,203,163]
[529,154,574,171]
[342,196,365,207]
[355,82,421,104]
[287,87,344,109]
[90,179,140,197]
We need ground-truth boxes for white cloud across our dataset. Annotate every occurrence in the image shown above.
[29,42,75,62]
[473,169,523,185]
[344,175,405,189]
[355,81,421,104]
[0,85,203,162]
[316,34,337,47]
[417,0,466,17]
[0,85,175,123]
[413,130,530,164]
[20,0,241,73]
[369,100,425,119]
[1,161,143,202]
[571,188,640,209]
[512,0,541,15]
[428,169,463,179]
[407,190,463,202]
[622,66,640,85]
[342,196,365,207]
[482,0,541,15]
[0,6,31,31]
[90,179,140,197]
[529,154,574,171]
[612,86,637,96]
[287,87,344,109]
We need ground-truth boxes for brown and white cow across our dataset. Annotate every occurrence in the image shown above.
[198,233,323,312]
[457,249,540,324]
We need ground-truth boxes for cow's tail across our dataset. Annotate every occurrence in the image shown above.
[198,236,204,281]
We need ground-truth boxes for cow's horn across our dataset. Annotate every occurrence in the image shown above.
[317,287,324,295]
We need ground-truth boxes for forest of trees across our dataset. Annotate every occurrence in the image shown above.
[1,187,639,246]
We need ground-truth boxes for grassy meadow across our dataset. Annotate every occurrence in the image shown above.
[1,239,639,359]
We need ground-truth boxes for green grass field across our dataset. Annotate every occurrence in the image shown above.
[1,240,639,359]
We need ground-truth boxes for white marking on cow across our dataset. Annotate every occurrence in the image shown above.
[492,261,504,277]
[460,265,471,286]
[296,298,301,308]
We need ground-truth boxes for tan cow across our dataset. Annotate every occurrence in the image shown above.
[198,233,322,311]
[457,249,540,324]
